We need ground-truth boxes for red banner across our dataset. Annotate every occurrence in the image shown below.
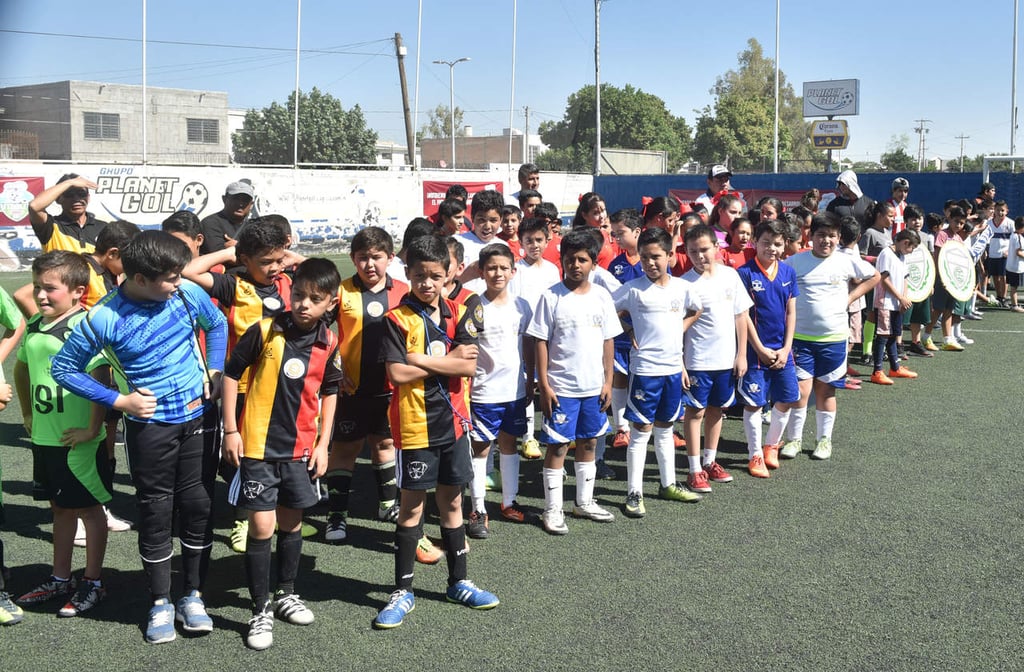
[422,180,503,217]
[0,176,44,226]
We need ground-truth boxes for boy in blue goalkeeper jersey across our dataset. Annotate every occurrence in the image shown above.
[51,230,227,645]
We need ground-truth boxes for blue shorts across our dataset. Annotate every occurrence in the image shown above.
[793,340,847,387]
[470,397,529,442]
[625,372,683,424]
[738,363,800,407]
[613,344,631,375]
[542,395,609,445]
[985,256,1007,277]
[683,370,736,410]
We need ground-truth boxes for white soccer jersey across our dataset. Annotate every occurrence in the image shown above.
[473,295,532,403]
[509,258,561,309]
[874,246,907,312]
[785,250,876,342]
[613,275,701,376]
[682,265,753,371]
[457,230,508,269]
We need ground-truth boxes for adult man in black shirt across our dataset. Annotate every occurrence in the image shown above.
[199,180,255,254]
[28,173,107,254]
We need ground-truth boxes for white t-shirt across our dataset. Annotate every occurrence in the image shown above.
[472,294,532,403]
[613,276,702,376]
[874,246,907,312]
[509,258,561,309]
[591,266,622,294]
[784,250,876,342]
[1007,232,1024,274]
[457,230,508,269]
[986,218,1014,258]
[839,246,866,312]
[681,265,753,371]
[527,282,622,396]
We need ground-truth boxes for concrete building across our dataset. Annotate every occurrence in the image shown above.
[419,128,544,170]
[0,80,230,164]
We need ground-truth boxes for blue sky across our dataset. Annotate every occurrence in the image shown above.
[1,0,1021,166]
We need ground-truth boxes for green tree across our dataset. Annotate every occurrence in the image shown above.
[880,147,917,171]
[232,87,377,165]
[417,104,465,142]
[946,153,988,172]
[693,38,821,172]
[536,83,693,173]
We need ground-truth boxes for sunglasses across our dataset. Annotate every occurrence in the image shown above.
[63,188,88,200]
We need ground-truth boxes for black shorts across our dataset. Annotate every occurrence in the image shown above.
[397,435,472,491]
[333,394,392,442]
[985,256,1007,277]
[235,458,320,511]
[1008,271,1023,287]
[32,441,112,509]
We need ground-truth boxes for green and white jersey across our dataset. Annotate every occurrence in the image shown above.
[17,310,107,447]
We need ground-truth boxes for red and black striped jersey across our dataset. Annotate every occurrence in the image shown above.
[382,295,481,451]
[336,274,408,397]
[225,314,342,461]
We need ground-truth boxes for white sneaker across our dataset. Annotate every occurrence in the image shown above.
[542,507,568,535]
[958,335,974,345]
[246,605,274,650]
[105,507,133,532]
[74,518,87,547]
[571,500,615,522]
[274,592,314,625]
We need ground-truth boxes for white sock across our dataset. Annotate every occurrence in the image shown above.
[687,454,701,473]
[953,323,963,339]
[525,400,535,438]
[471,455,487,512]
[499,453,520,507]
[923,326,932,339]
[817,410,836,441]
[765,407,790,445]
[542,468,563,511]
[652,426,676,488]
[702,448,717,466]
[595,438,607,462]
[787,406,807,441]
[575,460,597,505]
[485,444,496,473]
[743,409,762,458]
[611,386,629,432]
[626,427,651,494]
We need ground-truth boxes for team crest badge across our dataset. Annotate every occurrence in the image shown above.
[367,301,384,317]
[407,461,428,480]
[283,357,306,379]
[242,480,265,500]
[263,296,282,311]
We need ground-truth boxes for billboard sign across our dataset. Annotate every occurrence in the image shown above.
[802,79,859,117]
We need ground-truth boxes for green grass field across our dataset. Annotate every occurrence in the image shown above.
[0,266,1022,671]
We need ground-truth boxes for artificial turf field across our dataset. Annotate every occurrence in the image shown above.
[0,262,1022,671]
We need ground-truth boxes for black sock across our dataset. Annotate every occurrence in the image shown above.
[326,470,353,516]
[395,524,419,590]
[145,558,173,602]
[440,525,467,587]
[275,530,302,596]
[374,461,397,506]
[245,536,273,611]
[0,538,6,590]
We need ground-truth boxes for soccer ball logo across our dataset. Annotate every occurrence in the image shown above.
[177,182,209,214]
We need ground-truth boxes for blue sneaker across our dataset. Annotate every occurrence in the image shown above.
[176,590,213,633]
[145,600,176,644]
[373,589,415,629]
[445,580,499,610]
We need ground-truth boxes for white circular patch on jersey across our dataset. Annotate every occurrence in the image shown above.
[283,357,306,379]
[263,296,282,311]
[429,341,447,357]
[366,300,384,317]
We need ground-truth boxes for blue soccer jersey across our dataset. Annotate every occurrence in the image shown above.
[737,258,799,355]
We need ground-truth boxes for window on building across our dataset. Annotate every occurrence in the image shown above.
[186,118,219,144]
[83,112,120,140]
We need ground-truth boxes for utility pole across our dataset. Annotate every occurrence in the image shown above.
[913,119,931,171]
[955,134,970,173]
[395,33,416,169]
[522,105,530,164]
[594,0,602,176]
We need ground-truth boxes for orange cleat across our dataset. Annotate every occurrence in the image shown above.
[870,371,894,385]
[763,444,780,469]
[748,454,770,478]
[888,367,918,379]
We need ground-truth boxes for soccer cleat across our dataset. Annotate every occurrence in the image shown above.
[542,507,569,535]
[888,367,918,379]
[499,501,526,523]
[811,437,833,460]
[0,592,24,625]
[18,576,76,604]
[229,519,249,553]
[466,510,490,540]
[104,507,133,532]
[958,335,974,345]
[299,522,317,538]
[673,431,686,448]
[941,341,964,352]
[748,454,770,479]
[175,590,214,632]
[446,580,499,609]
[595,459,617,480]
[324,513,348,544]
[484,470,501,492]
[844,377,862,390]
[923,337,939,351]
[145,599,176,644]
[612,429,629,449]
[1012,305,1024,313]
[870,371,894,385]
[58,580,105,617]
[908,341,934,358]
[415,535,444,564]
[763,444,780,469]
[377,502,400,523]
[658,482,703,503]
[572,500,615,522]
[274,591,314,625]
[703,461,733,483]
[373,589,415,629]
[246,603,274,650]
[624,491,646,518]
[686,470,712,493]
[521,438,542,459]
[74,518,87,548]
[779,439,802,459]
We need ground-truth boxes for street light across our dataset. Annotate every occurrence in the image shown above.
[433,57,470,169]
